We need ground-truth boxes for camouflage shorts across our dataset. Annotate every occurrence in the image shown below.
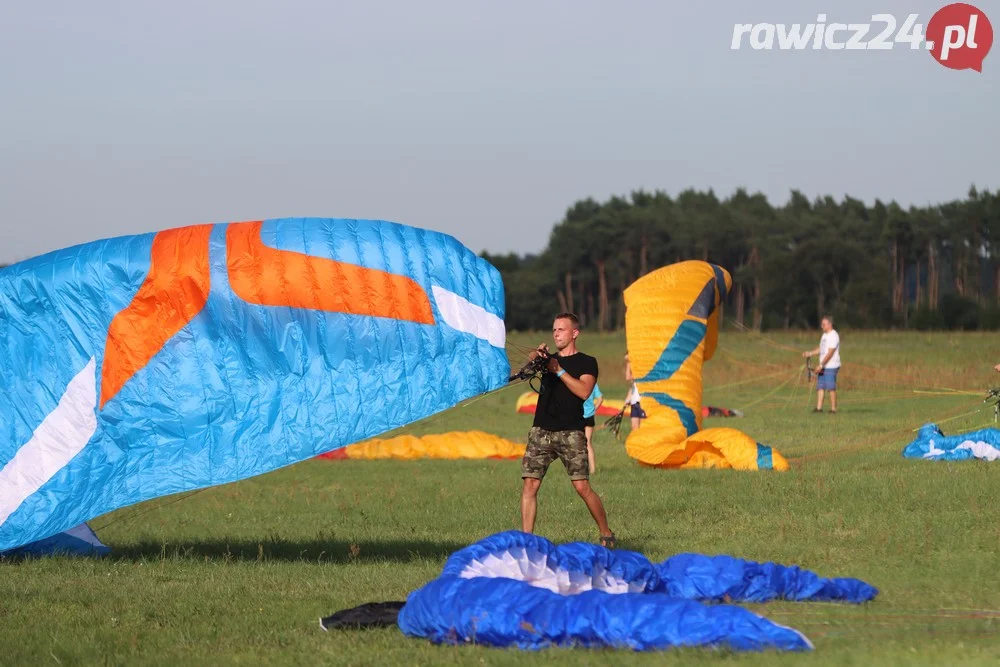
[521,427,589,481]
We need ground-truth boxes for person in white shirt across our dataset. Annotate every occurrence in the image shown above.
[801,315,841,413]
[623,354,646,430]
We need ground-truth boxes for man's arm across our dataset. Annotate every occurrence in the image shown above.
[561,372,597,400]
[547,356,597,400]
[802,347,820,358]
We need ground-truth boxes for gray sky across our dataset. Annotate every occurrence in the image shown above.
[1,0,996,264]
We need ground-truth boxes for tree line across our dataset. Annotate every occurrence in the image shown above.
[5,185,999,334]
[482,186,1000,332]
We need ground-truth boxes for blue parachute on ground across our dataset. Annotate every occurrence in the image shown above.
[0,218,508,553]
[390,531,877,652]
[903,423,1000,462]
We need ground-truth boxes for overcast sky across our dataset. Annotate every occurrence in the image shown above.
[1,0,996,265]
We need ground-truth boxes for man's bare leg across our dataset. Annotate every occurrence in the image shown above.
[815,389,825,411]
[830,390,837,412]
[571,479,612,537]
[521,478,542,533]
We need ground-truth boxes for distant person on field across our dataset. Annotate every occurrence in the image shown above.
[582,382,604,474]
[520,313,615,548]
[623,354,646,430]
[802,315,841,413]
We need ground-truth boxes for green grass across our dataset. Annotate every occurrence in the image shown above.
[3,330,1000,665]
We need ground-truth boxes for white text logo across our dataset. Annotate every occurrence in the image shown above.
[730,5,993,71]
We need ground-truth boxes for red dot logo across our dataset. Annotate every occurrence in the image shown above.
[927,3,993,72]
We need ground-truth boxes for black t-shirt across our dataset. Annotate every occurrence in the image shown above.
[532,352,599,432]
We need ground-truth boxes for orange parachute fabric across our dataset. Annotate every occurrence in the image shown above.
[316,431,525,461]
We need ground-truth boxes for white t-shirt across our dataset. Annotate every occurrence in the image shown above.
[626,382,641,405]
[819,330,841,369]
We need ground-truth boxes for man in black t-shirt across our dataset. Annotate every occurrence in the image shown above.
[520,313,616,548]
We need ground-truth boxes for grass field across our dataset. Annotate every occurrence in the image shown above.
[3,330,1000,665]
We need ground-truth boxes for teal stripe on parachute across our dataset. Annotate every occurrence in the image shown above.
[637,320,707,383]
[756,443,774,470]
[646,392,699,437]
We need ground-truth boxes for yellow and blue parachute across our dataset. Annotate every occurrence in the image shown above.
[0,218,508,552]
[624,261,789,471]
[392,531,877,651]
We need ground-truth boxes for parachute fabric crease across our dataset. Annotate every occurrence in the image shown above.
[395,531,877,652]
[623,261,789,470]
[903,423,1000,462]
[0,218,509,552]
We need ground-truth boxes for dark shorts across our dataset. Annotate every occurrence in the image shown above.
[584,415,595,428]
[817,367,839,391]
[630,402,647,419]
[521,426,589,481]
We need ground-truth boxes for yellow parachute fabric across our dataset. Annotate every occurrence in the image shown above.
[624,260,789,471]
[317,430,525,461]
[515,391,627,417]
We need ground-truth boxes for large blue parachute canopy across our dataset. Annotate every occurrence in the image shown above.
[396,531,878,652]
[0,218,509,552]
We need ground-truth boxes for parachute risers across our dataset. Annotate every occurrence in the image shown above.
[623,261,789,471]
[317,430,525,461]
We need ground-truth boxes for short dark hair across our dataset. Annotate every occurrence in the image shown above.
[554,312,580,330]
[822,314,834,325]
